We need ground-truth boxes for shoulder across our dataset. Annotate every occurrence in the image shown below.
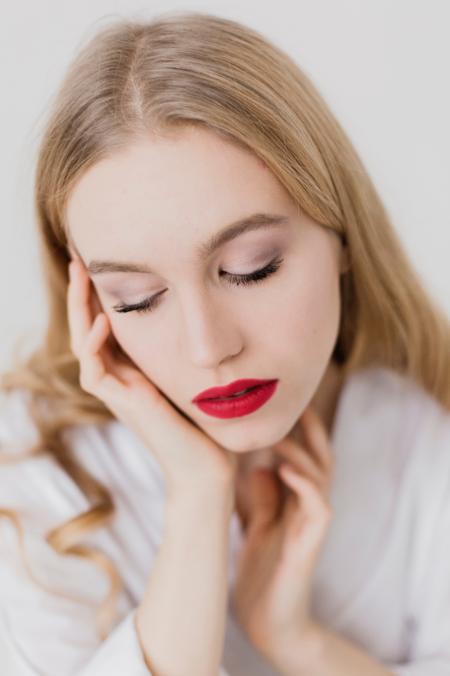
[331,366,450,584]
[345,364,443,417]
[376,366,449,495]
[336,364,450,491]
[342,364,449,441]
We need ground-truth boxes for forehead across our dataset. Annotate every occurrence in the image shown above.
[65,127,298,263]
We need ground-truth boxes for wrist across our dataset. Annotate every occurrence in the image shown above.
[166,476,235,516]
[264,621,323,676]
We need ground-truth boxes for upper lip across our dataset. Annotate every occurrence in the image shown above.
[192,378,277,402]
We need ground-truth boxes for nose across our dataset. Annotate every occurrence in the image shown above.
[178,288,243,369]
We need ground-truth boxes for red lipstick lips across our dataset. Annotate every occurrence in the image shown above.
[192,379,279,419]
[193,378,276,401]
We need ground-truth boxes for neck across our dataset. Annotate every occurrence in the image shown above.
[310,359,344,438]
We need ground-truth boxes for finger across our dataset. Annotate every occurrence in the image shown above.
[278,463,332,568]
[278,463,331,521]
[78,317,132,419]
[81,312,134,389]
[67,259,94,356]
[79,312,111,386]
[85,313,109,361]
[274,439,324,490]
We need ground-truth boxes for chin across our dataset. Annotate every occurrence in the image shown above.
[213,426,286,455]
[177,399,295,455]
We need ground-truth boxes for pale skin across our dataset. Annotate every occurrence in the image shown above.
[66,126,394,674]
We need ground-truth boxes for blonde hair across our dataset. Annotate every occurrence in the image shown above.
[1,9,449,641]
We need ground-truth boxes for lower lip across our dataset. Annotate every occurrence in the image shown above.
[194,381,278,419]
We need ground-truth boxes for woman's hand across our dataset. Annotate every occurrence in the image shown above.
[231,404,334,670]
[66,255,238,498]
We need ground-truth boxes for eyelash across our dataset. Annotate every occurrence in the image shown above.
[112,256,284,315]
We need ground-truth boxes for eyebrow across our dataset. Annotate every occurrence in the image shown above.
[69,212,290,276]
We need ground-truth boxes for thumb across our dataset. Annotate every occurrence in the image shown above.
[246,467,281,537]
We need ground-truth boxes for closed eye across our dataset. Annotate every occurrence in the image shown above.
[112,256,284,315]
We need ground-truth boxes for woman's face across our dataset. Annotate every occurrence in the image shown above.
[66,126,348,454]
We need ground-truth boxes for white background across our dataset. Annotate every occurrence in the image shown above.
[1,1,449,372]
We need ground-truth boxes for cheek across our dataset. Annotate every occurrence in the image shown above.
[272,264,341,355]
[107,316,181,389]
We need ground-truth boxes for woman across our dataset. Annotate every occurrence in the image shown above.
[1,10,449,676]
